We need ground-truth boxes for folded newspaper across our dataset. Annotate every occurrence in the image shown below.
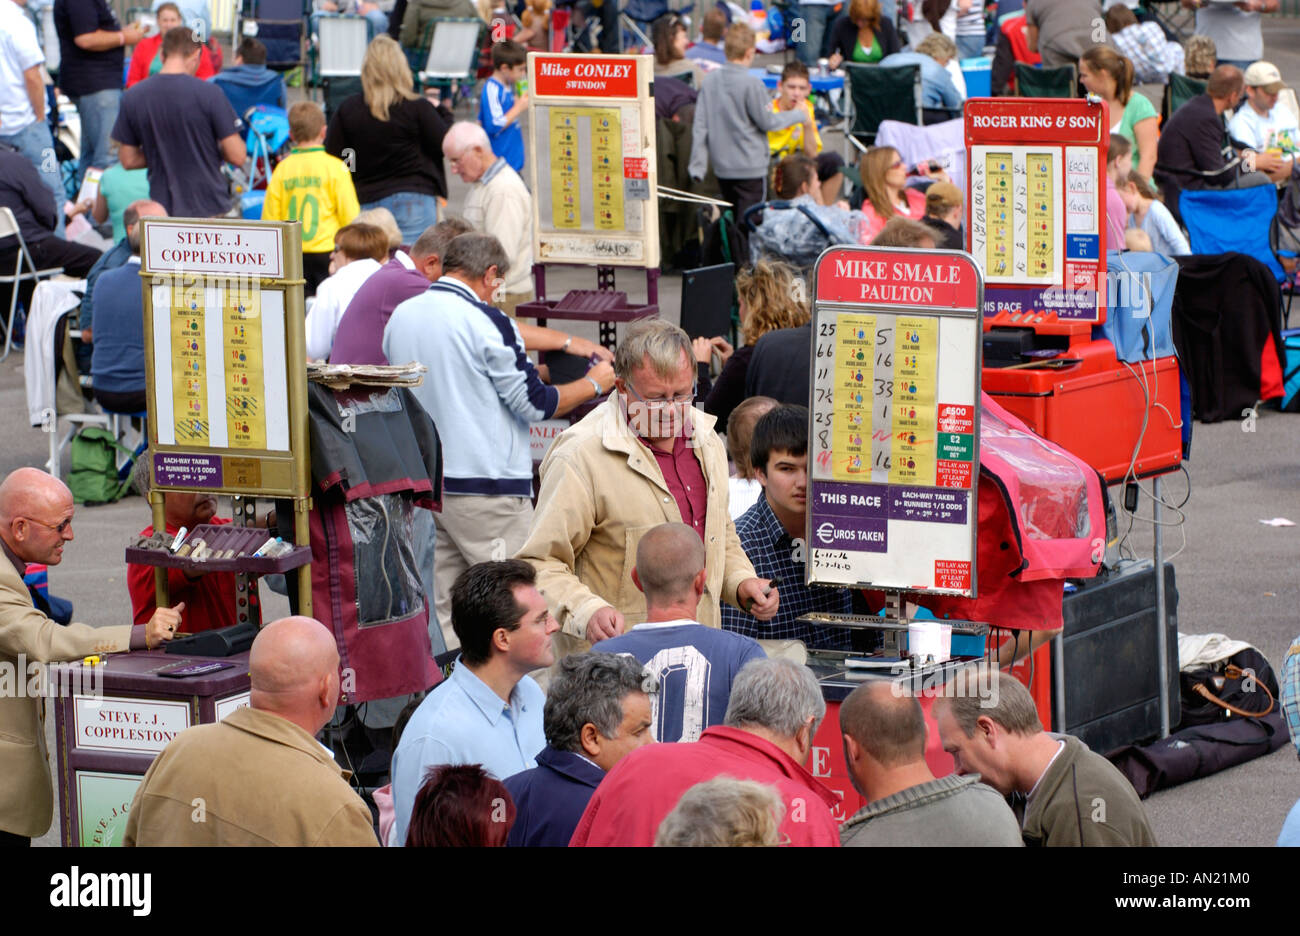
[306,362,427,390]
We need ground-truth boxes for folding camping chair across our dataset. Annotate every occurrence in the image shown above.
[1180,184,1289,325]
[312,13,369,86]
[1161,72,1206,124]
[1269,176,1300,326]
[844,62,922,153]
[1014,62,1076,98]
[239,0,308,73]
[0,208,64,362]
[415,17,483,97]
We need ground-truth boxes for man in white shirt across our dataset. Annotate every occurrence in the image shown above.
[1228,60,1298,179]
[442,120,535,319]
[0,0,64,236]
[1184,0,1278,71]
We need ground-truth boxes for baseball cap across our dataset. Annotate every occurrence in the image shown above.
[1243,61,1286,93]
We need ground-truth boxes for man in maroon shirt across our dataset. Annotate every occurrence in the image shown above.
[571,657,840,846]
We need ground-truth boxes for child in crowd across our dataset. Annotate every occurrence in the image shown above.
[921,181,964,250]
[1124,228,1153,252]
[689,22,814,223]
[1105,135,1132,253]
[1119,170,1190,256]
[262,101,360,295]
[768,61,822,160]
[304,222,389,361]
[725,396,778,521]
[479,40,529,173]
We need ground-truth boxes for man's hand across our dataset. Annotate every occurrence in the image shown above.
[585,605,625,643]
[567,335,613,362]
[121,23,145,46]
[145,602,186,649]
[737,578,779,621]
[692,335,715,363]
[587,359,615,394]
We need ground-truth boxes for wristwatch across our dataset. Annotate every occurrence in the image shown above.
[586,376,603,397]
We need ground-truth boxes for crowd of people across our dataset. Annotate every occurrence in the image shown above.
[1,0,1298,851]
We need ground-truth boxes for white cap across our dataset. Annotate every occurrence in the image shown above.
[1243,61,1285,92]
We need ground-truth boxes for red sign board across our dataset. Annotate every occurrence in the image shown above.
[934,559,972,591]
[815,248,980,309]
[963,98,1105,145]
[533,54,639,97]
[623,157,648,179]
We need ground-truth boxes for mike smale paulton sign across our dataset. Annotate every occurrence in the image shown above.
[816,249,979,309]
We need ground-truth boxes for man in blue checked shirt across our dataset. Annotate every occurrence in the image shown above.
[722,405,854,650]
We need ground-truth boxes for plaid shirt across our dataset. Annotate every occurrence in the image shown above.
[721,495,853,650]
[1110,23,1180,87]
[1283,636,1300,759]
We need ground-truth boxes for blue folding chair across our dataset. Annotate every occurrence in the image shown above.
[1178,185,1286,284]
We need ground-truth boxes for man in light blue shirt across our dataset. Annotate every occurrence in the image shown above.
[390,559,559,846]
[880,32,964,117]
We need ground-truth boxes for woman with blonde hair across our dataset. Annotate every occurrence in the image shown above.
[857,145,929,243]
[325,35,453,242]
[692,259,810,431]
[1080,45,1159,180]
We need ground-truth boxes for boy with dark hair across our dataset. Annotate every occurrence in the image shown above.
[479,39,529,173]
[768,60,822,160]
[209,37,287,116]
[690,22,814,223]
[721,405,854,649]
[262,100,360,294]
[390,559,558,846]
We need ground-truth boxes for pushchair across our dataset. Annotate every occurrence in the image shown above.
[743,199,850,276]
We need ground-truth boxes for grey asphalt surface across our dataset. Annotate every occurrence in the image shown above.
[3,17,1299,847]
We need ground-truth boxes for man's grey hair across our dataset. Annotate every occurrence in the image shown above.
[724,658,826,738]
[411,216,473,261]
[441,232,511,280]
[635,522,705,607]
[655,777,785,847]
[443,120,492,155]
[937,667,1041,737]
[614,318,694,381]
[544,652,652,753]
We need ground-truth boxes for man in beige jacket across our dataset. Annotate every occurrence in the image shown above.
[0,468,180,845]
[125,615,379,846]
[517,320,779,651]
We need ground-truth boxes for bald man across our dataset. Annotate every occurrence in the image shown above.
[596,523,765,743]
[838,682,1022,847]
[0,467,181,845]
[124,616,379,845]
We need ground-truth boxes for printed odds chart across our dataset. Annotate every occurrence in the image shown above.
[808,248,982,596]
[548,107,626,231]
[969,146,1062,285]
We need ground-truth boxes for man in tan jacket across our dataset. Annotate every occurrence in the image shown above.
[517,320,779,651]
[0,468,181,845]
[124,615,379,846]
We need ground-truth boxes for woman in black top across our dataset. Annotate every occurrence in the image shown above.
[325,35,452,244]
[692,259,811,432]
[827,0,902,69]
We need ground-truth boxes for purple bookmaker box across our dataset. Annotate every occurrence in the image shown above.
[53,650,251,846]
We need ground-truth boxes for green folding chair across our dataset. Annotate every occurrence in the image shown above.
[844,62,923,150]
[1161,72,1207,124]
[1014,62,1077,98]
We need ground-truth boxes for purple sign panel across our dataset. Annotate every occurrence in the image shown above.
[888,487,968,524]
[154,453,224,488]
[811,483,888,553]
[983,285,1097,321]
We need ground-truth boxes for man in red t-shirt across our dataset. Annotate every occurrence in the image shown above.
[570,657,841,846]
[127,491,255,634]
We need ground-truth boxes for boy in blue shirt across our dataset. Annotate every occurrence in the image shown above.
[479,39,529,173]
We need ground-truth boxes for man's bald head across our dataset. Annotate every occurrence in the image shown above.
[840,682,926,768]
[249,617,341,734]
[0,468,75,564]
[125,200,168,252]
[1207,65,1244,102]
[634,523,706,608]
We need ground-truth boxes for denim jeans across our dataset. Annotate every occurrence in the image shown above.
[956,33,985,60]
[71,88,121,188]
[794,2,836,66]
[362,192,438,245]
[0,121,65,238]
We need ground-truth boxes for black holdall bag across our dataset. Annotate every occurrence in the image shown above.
[1179,646,1278,727]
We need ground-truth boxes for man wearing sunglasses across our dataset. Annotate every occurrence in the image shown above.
[518,319,779,655]
[0,467,183,845]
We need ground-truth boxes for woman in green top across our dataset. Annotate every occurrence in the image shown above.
[828,0,902,70]
[1080,45,1159,181]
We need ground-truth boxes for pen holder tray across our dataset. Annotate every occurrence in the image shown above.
[125,524,311,575]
